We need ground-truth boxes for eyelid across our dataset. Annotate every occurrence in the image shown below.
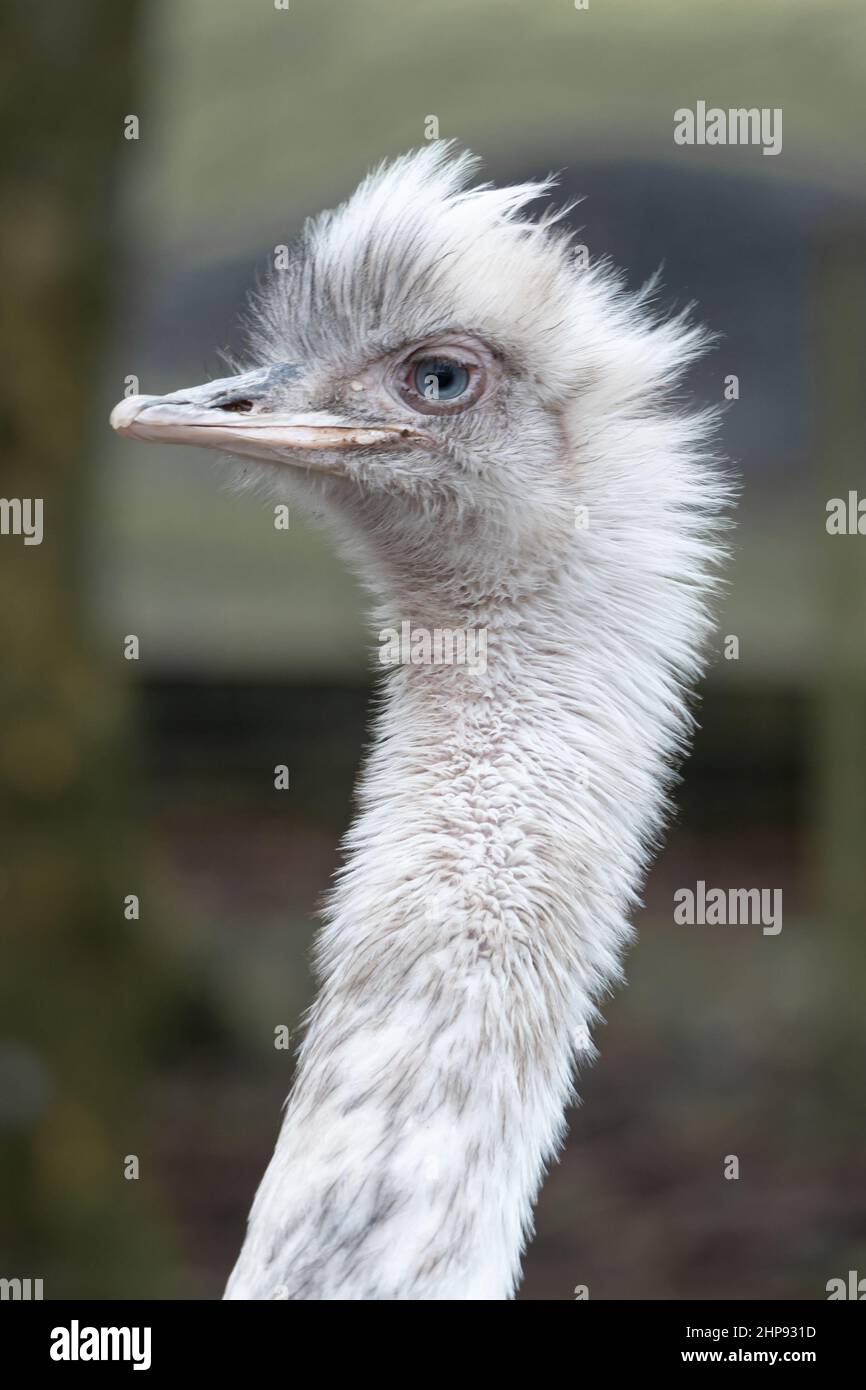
[392,349,487,415]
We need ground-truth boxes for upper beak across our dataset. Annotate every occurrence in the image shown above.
[109,365,425,466]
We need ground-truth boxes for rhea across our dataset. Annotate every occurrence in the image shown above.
[111,145,729,1300]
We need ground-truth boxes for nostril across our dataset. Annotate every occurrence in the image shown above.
[220,398,255,413]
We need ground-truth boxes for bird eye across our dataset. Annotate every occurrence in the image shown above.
[391,344,488,415]
[412,357,471,403]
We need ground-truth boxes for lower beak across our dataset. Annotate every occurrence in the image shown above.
[109,367,425,466]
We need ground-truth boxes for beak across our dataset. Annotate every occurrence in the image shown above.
[109,364,426,467]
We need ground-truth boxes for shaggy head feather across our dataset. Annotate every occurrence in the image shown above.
[227,142,726,625]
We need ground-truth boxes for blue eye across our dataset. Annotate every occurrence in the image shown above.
[413,357,471,402]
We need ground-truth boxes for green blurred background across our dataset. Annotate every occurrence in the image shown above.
[1,0,865,1299]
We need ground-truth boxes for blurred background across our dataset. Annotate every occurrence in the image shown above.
[2,0,865,1300]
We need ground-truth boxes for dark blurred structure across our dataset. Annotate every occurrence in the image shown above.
[0,1,180,1296]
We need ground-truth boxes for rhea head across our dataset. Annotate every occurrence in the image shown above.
[111,143,702,607]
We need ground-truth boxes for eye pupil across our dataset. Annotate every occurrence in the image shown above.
[413,357,470,402]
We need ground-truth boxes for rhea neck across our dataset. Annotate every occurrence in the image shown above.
[225,502,678,1300]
